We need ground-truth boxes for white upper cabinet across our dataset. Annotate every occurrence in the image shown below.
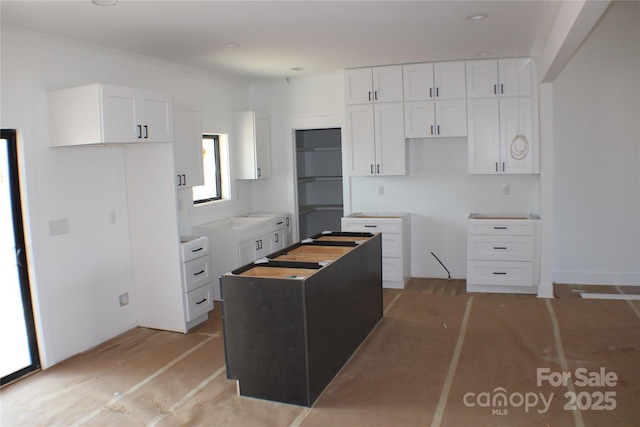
[49,84,172,146]
[346,102,406,176]
[234,111,271,180]
[467,97,534,174]
[403,61,466,101]
[173,104,204,189]
[466,57,537,174]
[466,58,532,98]
[345,65,403,104]
[404,99,467,138]
[403,61,467,138]
[345,65,405,176]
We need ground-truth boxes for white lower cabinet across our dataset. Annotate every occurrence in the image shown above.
[194,213,289,300]
[341,213,410,288]
[180,236,214,327]
[466,214,539,294]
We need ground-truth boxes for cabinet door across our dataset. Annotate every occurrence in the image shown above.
[140,90,173,142]
[372,65,404,103]
[404,101,435,138]
[499,58,532,97]
[254,112,271,178]
[235,111,271,179]
[434,61,466,99]
[500,97,534,174]
[375,102,406,175]
[344,68,373,104]
[268,231,285,253]
[346,104,376,176]
[467,98,500,174]
[238,239,258,266]
[173,104,204,188]
[101,85,140,143]
[403,63,434,101]
[466,60,498,98]
[435,100,467,137]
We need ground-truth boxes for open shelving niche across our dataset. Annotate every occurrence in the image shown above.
[295,128,343,239]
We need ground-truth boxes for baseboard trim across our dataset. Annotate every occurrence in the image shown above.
[553,271,639,286]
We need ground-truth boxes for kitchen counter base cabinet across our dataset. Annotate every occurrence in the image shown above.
[466,214,540,294]
[341,213,410,289]
[221,233,383,407]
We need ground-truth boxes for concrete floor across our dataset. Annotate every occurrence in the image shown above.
[2,279,639,426]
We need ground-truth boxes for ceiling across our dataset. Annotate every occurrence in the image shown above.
[1,0,562,82]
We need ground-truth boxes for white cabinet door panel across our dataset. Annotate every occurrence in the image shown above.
[372,65,404,102]
[404,101,435,138]
[500,97,533,174]
[434,61,466,99]
[346,104,376,175]
[375,102,406,176]
[344,68,374,104]
[467,98,500,174]
[435,100,467,137]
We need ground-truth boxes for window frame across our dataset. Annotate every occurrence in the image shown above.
[193,134,222,205]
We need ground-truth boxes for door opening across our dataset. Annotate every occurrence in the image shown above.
[1,129,40,387]
[294,128,343,239]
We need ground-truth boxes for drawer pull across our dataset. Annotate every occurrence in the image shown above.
[195,298,207,305]
[194,270,205,276]
[191,247,203,253]
[364,225,378,228]
[493,246,507,250]
[493,272,507,275]
[493,226,508,230]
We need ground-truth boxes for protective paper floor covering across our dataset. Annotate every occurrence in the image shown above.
[2,279,638,426]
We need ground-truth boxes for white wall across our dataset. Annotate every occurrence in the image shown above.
[250,75,540,279]
[552,1,639,286]
[1,28,251,367]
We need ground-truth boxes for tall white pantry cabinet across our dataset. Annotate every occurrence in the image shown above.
[466,58,538,174]
[345,65,407,176]
[48,83,212,333]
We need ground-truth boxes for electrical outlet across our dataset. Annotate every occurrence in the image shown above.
[377,185,384,196]
[110,210,117,224]
[48,218,69,236]
[119,292,129,307]
[502,184,511,195]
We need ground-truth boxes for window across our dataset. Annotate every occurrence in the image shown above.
[193,134,222,204]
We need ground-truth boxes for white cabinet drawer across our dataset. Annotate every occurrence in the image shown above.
[185,283,214,321]
[467,261,533,287]
[468,220,534,236]
[382,257,404,282]
[182,256,212,292]
[382,233,403,258]
[341,218,402,234]
[467,235,533,261]
[180,236,209,262]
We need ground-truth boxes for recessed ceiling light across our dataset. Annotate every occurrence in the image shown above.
[225,42,241,48]
[290,67,304,72]
[466,13,488,21]
[476,51,492,57]
[92,0,117,5]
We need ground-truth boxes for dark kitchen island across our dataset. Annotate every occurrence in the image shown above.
[220,232,383,406]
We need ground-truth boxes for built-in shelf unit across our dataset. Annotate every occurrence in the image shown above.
[295,128,343,239]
